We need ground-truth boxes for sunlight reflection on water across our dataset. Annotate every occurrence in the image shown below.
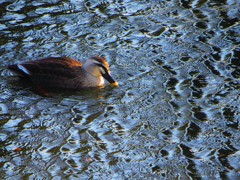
[0,0,239,179]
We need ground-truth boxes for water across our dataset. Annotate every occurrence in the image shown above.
[0,0,239,179]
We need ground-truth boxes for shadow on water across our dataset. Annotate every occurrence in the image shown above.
[0,0,240,179]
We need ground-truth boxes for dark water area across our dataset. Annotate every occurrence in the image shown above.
[0,0,239,179]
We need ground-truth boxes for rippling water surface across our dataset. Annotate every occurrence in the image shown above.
[0,0,239,179]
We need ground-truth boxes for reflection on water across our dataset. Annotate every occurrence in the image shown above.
[0,0,239,179]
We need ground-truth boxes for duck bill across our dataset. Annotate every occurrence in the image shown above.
[102,73,118,87]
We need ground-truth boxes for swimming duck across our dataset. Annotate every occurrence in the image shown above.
[8,56,118,89]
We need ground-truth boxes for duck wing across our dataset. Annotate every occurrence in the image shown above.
[8,57,84,89]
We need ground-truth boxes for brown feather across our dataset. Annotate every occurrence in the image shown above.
[8,57,84,89]
[8,56,118,89]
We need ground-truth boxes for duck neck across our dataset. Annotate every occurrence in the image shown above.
[83,71,104,87]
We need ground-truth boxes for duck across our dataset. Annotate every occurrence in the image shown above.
[8,56,119,90]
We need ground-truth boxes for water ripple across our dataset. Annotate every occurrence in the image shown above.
[0,0,239,179]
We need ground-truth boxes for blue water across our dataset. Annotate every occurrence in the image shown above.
[0,0,239,179]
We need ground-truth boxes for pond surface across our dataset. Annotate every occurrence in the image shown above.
[0,0,239,179]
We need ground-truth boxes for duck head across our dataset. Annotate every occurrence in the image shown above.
[83,57,118,87]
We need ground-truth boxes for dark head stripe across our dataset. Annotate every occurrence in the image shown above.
[91,56,110,74]
[96,63,108,74]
